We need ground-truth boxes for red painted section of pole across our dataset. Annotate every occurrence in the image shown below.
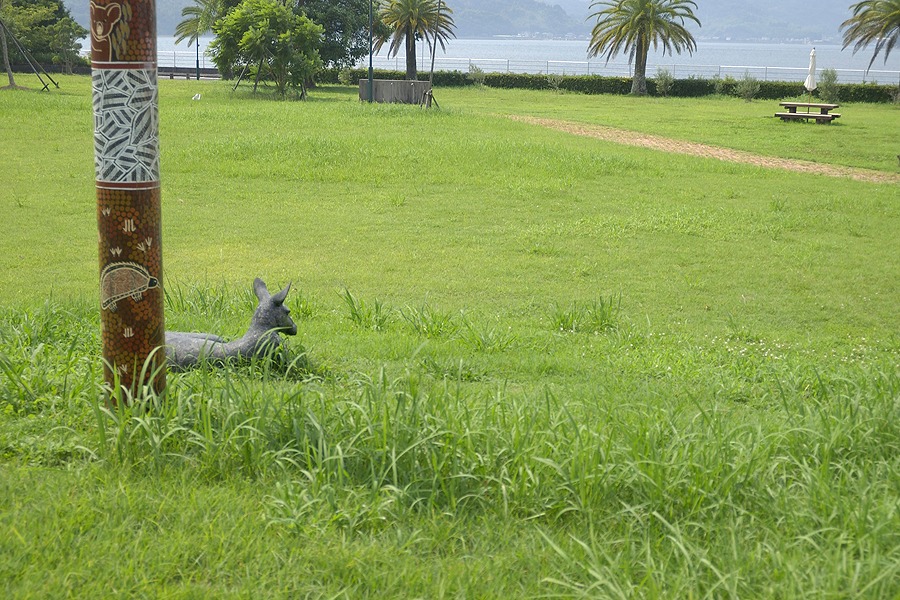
[90,0,166,396]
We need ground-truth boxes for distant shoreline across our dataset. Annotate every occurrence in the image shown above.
[471,35,845,45]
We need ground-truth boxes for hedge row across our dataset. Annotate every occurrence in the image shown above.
[319,68,471,87]
[320,67,898,103]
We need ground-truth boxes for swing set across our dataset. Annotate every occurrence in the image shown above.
[0,15,60,91]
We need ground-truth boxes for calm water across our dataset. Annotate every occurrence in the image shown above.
[155,36,900,84]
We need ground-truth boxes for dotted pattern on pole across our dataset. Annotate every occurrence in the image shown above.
[91,0,165,395]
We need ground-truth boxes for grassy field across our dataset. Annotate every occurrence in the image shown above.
[1,77,898,598]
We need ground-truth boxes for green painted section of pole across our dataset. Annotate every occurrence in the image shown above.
[368,0,374,102]
[195,41,200,80]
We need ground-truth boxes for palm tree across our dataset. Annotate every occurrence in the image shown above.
[841,0,900,71]
[376,0,455,81]
[588,0,700,96]
[175,0,226,80]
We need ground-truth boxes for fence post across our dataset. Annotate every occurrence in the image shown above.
[90,0,166,398]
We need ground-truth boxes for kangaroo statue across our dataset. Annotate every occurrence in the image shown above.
[165,278,297,370]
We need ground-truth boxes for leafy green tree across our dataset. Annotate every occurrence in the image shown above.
[209,0,323,98]
[841,0,900,71]
[0,0,85,85]
[375,0,456,81]
[47,14,85,74]
[1,0,54,87]
[296,0,387,70]
[587,0,700,96]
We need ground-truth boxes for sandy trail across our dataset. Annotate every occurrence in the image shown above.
[509,115,900,185]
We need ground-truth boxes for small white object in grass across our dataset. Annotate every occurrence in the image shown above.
[192,93,201,100]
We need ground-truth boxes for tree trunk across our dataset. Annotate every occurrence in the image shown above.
[0,23,16,88]
[630,33,648,96]
[405,25,416,80]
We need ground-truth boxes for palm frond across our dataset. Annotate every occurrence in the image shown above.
[841,0,900,70]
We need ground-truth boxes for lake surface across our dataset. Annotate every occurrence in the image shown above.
[154,36,900,85]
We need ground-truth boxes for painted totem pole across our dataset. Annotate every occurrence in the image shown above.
[90,0,166,394]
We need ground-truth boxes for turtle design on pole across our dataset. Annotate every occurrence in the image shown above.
[100,261,159,311]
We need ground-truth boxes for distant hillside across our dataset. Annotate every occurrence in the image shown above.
[65,0,584,38]
[451,0,584,38]
[65,0,858,41]
[544,0,855,42]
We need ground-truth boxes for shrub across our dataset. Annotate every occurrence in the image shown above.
[735,72,761,101]
[755,80,805,99]
[431,70,470,86]
[468,63,486,87]
[338,68,352,86]
[654,68,675,97]
[839,82,893,103]
[712,74,736,95]
[484,72,548,90]
[818,68,840,103]
[546,72,565,94]
[672,76,713,97]
[324,68,895,103]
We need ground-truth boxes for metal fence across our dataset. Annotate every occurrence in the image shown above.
[364,55,900,85]
[146,50,900,85]
[157,50,213,71]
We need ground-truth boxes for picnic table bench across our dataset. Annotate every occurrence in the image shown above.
[775,102,841,124]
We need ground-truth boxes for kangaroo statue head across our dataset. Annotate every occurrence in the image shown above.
[251,278,297,337]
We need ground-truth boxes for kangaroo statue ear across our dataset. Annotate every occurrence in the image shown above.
[253,278,270,302]
[271,282,291,306]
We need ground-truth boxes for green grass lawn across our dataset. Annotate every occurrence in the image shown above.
[1,77,898,598]
[439,86,900,172]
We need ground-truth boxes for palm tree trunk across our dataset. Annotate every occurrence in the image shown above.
[405,24,417,80]
[0,23,16,88]
[631,32,648,95]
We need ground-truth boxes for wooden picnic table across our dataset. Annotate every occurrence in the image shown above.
[775,102,841,124]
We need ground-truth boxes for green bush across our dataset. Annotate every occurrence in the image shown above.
[735,72,761,101]
[839,82,894,103]
[672,76,713,97]
[468,64,487,87]
[712,74,736,95]
[484,72,548,90]
[320,68,896,103]
[818,68,840,103]
[654,68,675,97]
[546,72,565,94]
[754,80,805,100]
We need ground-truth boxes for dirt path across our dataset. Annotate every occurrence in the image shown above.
[510,115,900,184]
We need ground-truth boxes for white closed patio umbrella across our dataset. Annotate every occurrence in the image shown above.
[804,47,817,100]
